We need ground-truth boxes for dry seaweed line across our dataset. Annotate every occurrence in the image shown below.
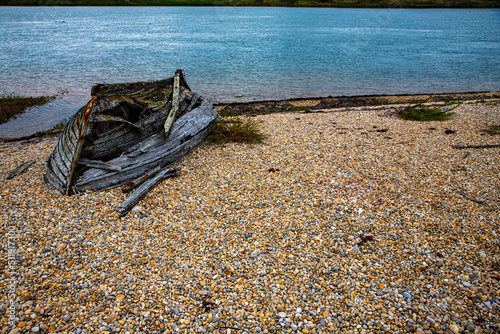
[452,144,500,149]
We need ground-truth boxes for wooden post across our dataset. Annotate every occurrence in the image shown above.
[164,70,181,137]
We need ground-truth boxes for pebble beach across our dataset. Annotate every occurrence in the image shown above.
[1,101,499,334]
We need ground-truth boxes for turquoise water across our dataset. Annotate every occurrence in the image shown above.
[1,7,499,137]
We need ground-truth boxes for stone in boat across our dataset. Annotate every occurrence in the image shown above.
[44,70,217,195]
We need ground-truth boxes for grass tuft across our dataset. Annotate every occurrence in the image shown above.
[207,116,266,145]
[52,119,67,131]
[289,106,310,112]
[482,125,500,135]
[400,107,453,122]
[444,99,462,105]
[0,94,56,124]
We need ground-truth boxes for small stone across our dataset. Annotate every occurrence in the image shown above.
[116,294,126,303]
[105,315,117,324]
[462,282,471,288]
[17,322,26,329]
[276,305,285,312]
[31,327,39,333]
[278,312,287,318]
[21,294,33,302]
[403,292,412,299]
[450,324,460,333]
[131,205,142,212]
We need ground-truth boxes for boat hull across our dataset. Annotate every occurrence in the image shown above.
[44,72,218,195]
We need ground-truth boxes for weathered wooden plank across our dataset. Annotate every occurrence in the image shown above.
[6,160,35,180]
[88,98,172,149]
[56,137,76,170]
[48,156,67,186]
[182,93,201,117]
[90,133,145,160]
[75,128,211,191]
[118,167,180,217]
[88,88,191,152]
[164,70,181,136]
[77,99,215,186]
[106,101,216,169]
[66,98,97,195]
[121,164,161,193]
[121,133,166,159]
[43,170,65,194]
[49,149,70,174]
[78,158,122,171]
[86,101,174,159]
[92,114,142,130]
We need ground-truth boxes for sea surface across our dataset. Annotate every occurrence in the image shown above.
[1,7,499,137]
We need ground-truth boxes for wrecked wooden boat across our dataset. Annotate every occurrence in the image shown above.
[44,70,217,195]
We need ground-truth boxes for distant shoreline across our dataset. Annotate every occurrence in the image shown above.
[2,90,499,142]
[1,1,498,8]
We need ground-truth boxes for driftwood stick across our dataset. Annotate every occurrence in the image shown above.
[399,97,432,114]
[455,189,486,205]
[452,144,500,149]
[442,102,463,113]
[6,160,35,180]
[119,167,180,217]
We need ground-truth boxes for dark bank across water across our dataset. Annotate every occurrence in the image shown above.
[2,91,499,142]
[215,91,500,116]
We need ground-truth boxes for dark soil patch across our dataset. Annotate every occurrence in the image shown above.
[215,91,500,117]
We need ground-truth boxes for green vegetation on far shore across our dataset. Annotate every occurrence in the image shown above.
[0,94,56,125]
[0,0,497,7]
